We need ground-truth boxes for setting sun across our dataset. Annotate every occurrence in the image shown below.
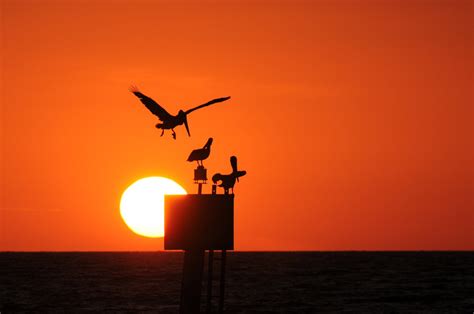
[120,177,187,238]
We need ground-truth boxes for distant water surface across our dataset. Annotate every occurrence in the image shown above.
[1,252,473,313]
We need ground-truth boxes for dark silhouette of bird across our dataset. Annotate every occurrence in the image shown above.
[212,156,247,194]
[130,86,230,139]
[187,138,213,166]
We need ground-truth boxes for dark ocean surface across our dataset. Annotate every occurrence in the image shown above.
[1,252,473,313]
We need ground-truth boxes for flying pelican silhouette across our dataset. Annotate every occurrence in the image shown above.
[130,87,230,139]
[212,156,247,194]
[187,138,213,166]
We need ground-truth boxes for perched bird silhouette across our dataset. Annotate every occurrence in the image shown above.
[130,86,231,139]
[212,156,247,194]
[187,138,213,166]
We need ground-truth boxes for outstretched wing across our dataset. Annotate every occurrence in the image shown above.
[230,156,238,172]
[129,86,173,121]
[185,96,231,115]
[235,170,247,178]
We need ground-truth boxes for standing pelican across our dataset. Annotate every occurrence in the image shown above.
[130,86,231,139]
[212,156,247,194]
[187,138,213,166]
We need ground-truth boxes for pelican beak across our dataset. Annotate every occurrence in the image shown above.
[184,115,191,136]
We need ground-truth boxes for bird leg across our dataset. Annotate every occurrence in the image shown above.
[171,129,176,140]
[160,129,164,137]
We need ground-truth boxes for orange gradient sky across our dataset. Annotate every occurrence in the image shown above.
[1,0,473,251]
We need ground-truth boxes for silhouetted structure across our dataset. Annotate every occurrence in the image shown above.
[163,148,246,313]
[212,156,247,194]
[165,192,233,314]
[187,138,213,166]
[130,87,230,139]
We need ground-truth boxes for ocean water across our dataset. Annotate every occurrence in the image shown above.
[1,252,473,313]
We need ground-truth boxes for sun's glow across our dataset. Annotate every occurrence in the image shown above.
[120,177,187,238]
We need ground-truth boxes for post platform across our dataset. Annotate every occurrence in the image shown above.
[165,193,234,313]
[164,194,234,250]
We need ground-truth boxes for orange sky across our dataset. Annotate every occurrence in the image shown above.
[1,0,472,251]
